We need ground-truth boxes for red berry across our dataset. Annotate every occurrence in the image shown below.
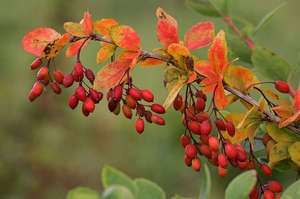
[36,66,49,81]
[188,121,201,135]
[192,158,201,171]
[218,166,227,177]
[196,112,209,122]
[195,97,206,112]
[122,104,132,119]
[89,88,103,103]
[226,121,235,137]
[75,86,86,101]
[151,104,165,114]
[201,120,212,135]
[73,62,84,82]
[83,97,95,113]
[260,164,272,176]
[249,186,259,199]
[63,74,74,88]
[141,89,154,102]
[268,180,282,193]
[195,90,207,101]
[236,145,247,161]
[129,88,142,100]
[218,153,228,168]
[135,118,144,134]
[200,135,209,145]
[237,160,248,169]
[125,95,136,109]
[68,95,79,109]
[214,118,226,131]
[274,80,290,93]
[85,68,95,84]
[108,99,118,112]
[208,136,219,152]
[180,134,191,147]
[30,58,42,70]
[144,111,153,123]
[151,115,165,125]
[199,144,211,158]
[225,144,237,159]
[184,155,192,167]
[263,190,275,199]
[28,82,43,102]
[50,81,61,94]
[185,144,197,159]
[81,104,90,117]
[113,85,123,101]
[173,94,183,111]
[53,70,64,84]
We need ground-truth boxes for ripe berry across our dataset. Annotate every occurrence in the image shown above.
[188,121,201,135]
[218,153,228,168]
[195,97,205,112]
[225,144,237,159]
[260,164,272,176]
[85,68,95,84]
[200,135,209,145]
[249,186,259,199]
[201,120,212,135]
[267,180,282,193]
[199,144,211,158]
[81,104,90,117]
[63,74,74,88]
[184,155,192,167]
[180,134,191,147]
[129,87,142,100]
[53,70,64,84]
[236,145,247,161]
[237,160,248,169]
[274,80,290,93]
[125,95,136,109]
[50,81,61,94]
[214,118,226,131]
[192,158,201,171]
[144,111,153,123]
[218,166,227,177]
[73,62,84,82]
[83,97,95,113]
[75,86,86,101]
[113,85,123,101]
[68,95,79,109]
[89,88,103,103]
[141,89,154,102]
[151,104,165,114]
[173,94,183,111]
[135,118,144,134]
[263,190,275,199]
[122,104,132,119]
[30,58,42,70]
[113,102,120,115]
[196,112,209,122]
[208,136,219,152]
[28,82,43,102]
[36,66,49,81]
[226,121,235,137]
[185,144,197,159]
[151,115,165,125]
[108,99,118,112]
[195,90,207,101]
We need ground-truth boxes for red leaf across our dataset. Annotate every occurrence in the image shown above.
[22,28,61,57]
[65,39,89,58]
[83,12,93,35]
[184,21,215,50]
[94,18,119,37]
[110,25,141,51]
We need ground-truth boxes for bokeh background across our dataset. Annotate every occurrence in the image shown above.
[1,0,300,198]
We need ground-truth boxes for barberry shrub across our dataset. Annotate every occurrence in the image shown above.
[22,0,300,198]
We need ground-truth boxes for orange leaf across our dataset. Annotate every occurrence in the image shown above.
[214,80,227,109]
[184,21,215,50]
[42,33,71,59]
[64,22,85,37]
[83,12,93,35]
[22,28,61,57]
[65,39,89,58]
[94,18,119,37]
[94,60,131,91]
[272,101,294,119]
[139,57,164,67]
[279,110,300,128]
[110,25,141,51]
[187,71,197,83]
[156,7,179,48]
[195,60,218,92]
[294,87,300,111]
[96,43,116,64]
[167,43,191,70]
[117,51,140,68]
[208,30,228,74]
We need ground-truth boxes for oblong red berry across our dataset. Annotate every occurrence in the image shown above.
[151,104,165,114]
[68,95,79,109]
[199,144,211,158]
[268,180,282,193]
[113,85,123,101]
[122,104,132,119]
[274,80,289,93]
[108,99,118,112]
[215,118,226,131]
[50,81,61,94]
[218,153,228,168]
[192,158,201,171]
[135,118,144,134]
[89,88,103,103]
[73,62,84,82]
[63,74,74,88]
[201,120,212,135]
[85,68,95,84]
[180,134,191,147]
[260,164,272,176]
[249,186,259,199]
[225,144,237,159]
[173,94,183,111]
[125,95,136,109]
[83,97,95,113]
[185,144,197,159]
[30,58,43,70]
[195,97,206,112]
[129,87,142,100]
[188,121,201,135]
[263,190,275,199]
[53,70,64,84]
[144,111,153,123]
[28,82,43,102]
[208,136,219,152]
[75,86,86,101]
[36,66,49,81]
[226,121,235,137]
[151,115,165,125]
[184,155,192,167]
[218,166,227,177]
[141,89,154,102]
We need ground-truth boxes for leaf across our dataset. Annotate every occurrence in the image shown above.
[97,43,116,64]
[265,123,300,143]
[83,12,93,35]
[94,19,119,38]
[139,57,164,67]
[101,166,137,196]
[208,0,228,14]
[288,142,300,167]
[214,79,227,109]
[135,178,166,199]
[184,21,215,50]
[185,0,220,17]
[172,195,192,199]
[42,33,71,59]
[225,170,257,199]
[279,110,300,128]
[117,51,140,68]
[167,43,192,70]
[67,187,100,199]
[269,142,290,164]
[66,39,89,58]
[252,2,287,36]
[251,46,291,81]
[156,7,179,48]
[22,27,61,57]
[64,22,85,37]
[102,185,134,199]
[198,164,212,199]
[110,25,141,51]
[227,32,252,63]
[281,179,300,199]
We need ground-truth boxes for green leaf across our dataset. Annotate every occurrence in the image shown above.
[269,142,290,164]
[67,187,100,199]
[281,179,300,199]
[287,60,300,89]
[208,0,228,14]
[171,195,192,199]
[274,159,297,172]
[198,164,212,199]
[288,142,300,167]
[135,178,166,199]
[102,185,134,199]
[101,166,137,196]
[227,32,252,63]
[252,2,287,36]
[265,123,300,143]
[185,0,220,17]
[225,170,257,199]
[251,46,291,81]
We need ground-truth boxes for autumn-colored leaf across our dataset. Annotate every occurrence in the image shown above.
[167,43,192,70]
[117,51,140,68]
[110,25,141,51]
[65,39,89,58]
[83,12,93,35]
[64,22,85,37]
[94,18,119,37]
[22,27,61,57]
[156,7,179,48]
[214,80,227,109]
[97,43,116,64]
[273,100,294,119]
[42,33,71,58]
[279,110,300,128]
[139,57,164,67]
[261,89,279,100]
[184,21,215,50]
[195,60,217,92]
[269,142,290,164]
[288,142,300,167]
[265,122,300,143]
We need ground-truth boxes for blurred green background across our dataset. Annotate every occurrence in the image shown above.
[1,0,300,198]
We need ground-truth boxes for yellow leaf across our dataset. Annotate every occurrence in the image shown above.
[265,123,300,143]
[288,142,300,167]
[269,142,290,164]
[97,43,116,64]
[163,79,185,110]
